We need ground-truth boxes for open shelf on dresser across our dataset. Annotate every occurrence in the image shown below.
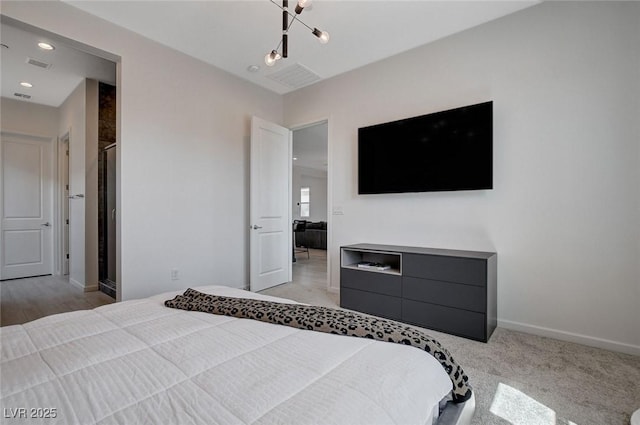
[341,247,402,276]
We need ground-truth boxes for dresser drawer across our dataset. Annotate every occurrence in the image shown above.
[341,288,401,321]
[341,268,402,297]
[402,299,486,341]
[403,277,486,313]
[403,254,486,286]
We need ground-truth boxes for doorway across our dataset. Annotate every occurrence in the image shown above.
[97,82,117,298]
[291,121,328,287]
[1,16,118,297]
[98,142,116,297]
[255,119,335,306]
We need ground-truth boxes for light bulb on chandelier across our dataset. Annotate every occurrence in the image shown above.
[265,50,282,67]
[295,0,312,14]
[312,28,330,44]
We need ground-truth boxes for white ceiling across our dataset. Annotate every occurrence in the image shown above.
[0,17,116,107]
[64,0,537,95]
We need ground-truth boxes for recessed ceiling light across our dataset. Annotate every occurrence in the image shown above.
[247,65,260,73]
[293,157,298,161]
[20,82,33,88]
[37,42,55,51]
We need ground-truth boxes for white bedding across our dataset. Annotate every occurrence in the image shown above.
[0,286,452,424]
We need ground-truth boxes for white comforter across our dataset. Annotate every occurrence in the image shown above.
[0,286,452,424]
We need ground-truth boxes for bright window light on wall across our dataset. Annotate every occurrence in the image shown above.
[300,187,310,217]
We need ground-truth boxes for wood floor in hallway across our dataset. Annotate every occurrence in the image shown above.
[0,275,115,327]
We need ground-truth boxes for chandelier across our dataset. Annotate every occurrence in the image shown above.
[265,0,330,66]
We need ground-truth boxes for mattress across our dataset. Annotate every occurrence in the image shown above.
[1,286,454,424]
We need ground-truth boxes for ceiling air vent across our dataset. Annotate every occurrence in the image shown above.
[14,93,32,99]
[267,63,321,89]
[26,57,52,69]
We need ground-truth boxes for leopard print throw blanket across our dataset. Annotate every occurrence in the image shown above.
[165,288,472,403]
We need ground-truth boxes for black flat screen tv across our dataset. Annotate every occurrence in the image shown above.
[358,101,493,194]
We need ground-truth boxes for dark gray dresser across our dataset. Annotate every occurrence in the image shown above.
[340,243,497,342]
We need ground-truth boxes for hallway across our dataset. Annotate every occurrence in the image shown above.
[260,248,338,307]
[0,275,114,326]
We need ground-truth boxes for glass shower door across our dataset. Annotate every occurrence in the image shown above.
[105,146,116,282]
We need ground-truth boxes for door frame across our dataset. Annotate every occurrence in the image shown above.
[57,131,70,276]
[288,117,332,292]
[0,130,56,280]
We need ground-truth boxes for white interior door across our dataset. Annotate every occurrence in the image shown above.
[1,133,53,280]
[250,116,292,292]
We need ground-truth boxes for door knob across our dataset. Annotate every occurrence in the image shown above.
[41,222,51,227]
[251,225,263,230]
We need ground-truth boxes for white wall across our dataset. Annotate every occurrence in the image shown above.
[58,80,86,289]
[284,2,640,354]
[293,166,327,222]
[3,1,284,300]
[0,98,59,137]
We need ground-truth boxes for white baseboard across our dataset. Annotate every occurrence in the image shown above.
[69,278,84,290]
[69,278,99,292]
[498,319,640,356]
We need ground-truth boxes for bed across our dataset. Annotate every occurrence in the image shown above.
[0,285,475,424]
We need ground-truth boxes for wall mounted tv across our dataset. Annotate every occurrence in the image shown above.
[358,101,493,194]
